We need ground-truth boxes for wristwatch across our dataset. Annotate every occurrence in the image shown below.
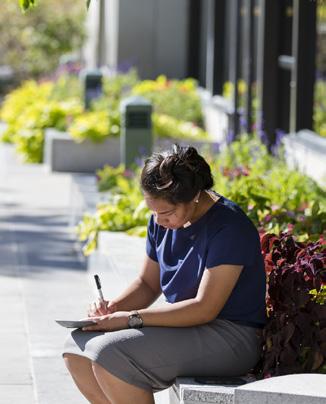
[128,311,143,329]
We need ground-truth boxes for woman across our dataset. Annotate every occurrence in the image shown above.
[63,145,266,404]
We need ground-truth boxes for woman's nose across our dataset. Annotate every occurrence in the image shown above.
[154,214,165,226]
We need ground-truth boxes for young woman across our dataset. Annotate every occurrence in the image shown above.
[63,145,266,404]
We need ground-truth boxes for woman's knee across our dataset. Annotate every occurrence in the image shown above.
[92,362,109,379]
[63,353,92,372]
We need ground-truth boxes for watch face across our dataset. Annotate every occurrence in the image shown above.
[128,313,143,328]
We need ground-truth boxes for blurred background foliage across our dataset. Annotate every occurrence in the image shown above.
[1,0,86,80]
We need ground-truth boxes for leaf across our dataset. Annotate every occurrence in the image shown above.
[82,231,97,256]
[86,0,91,10]
[283,322,296,345]
[311,201,320,217]
[19,0,36,11]
[320,342,326,356]
[312,350,324,371]
[279,344,297,365]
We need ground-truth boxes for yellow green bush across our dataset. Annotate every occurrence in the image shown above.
[1,79,82,162]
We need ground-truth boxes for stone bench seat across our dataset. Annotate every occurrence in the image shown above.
[169,375,256,404]
[170,374,326,404]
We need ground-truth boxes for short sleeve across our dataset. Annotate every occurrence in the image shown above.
[206,223,258,269]
[146,215,158,262]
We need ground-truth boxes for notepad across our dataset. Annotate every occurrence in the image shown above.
[55,319,98,328]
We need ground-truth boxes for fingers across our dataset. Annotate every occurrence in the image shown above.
[97,299,108,315]
[82,324,103,332]
[87,303,96,317]
[87,299,110,317]
[107,301,117,314]
[82,315,106,331]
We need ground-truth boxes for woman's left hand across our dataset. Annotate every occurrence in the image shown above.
[82,311,130,332]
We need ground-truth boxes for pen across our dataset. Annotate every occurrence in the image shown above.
[94,274,104,302]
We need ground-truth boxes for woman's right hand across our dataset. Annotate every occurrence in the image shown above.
[87,299,117,317]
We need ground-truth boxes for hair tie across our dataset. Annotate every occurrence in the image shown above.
[156,179,173,190]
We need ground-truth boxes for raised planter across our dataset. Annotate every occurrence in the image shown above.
[283,130,326,187]
[44,128,120,173]
[68,173,100,228]
[45,127,220,173]
[199,88,232,144]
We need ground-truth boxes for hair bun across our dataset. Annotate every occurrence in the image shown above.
[141,144,214,204]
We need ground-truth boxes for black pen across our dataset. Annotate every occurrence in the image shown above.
[94,274,104,302]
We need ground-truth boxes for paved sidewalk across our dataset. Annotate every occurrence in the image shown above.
[0,144,168,404]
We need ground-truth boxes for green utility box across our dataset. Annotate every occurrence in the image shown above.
[120,96,152,167]
[80,69,103,110]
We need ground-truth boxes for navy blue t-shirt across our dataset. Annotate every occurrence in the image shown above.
[146,194,267,327]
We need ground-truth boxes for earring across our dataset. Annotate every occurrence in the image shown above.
[195,199,199,204]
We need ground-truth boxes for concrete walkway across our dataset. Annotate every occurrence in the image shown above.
[0,144,168,403]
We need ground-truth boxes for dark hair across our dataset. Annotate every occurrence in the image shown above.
[140,144,214,204]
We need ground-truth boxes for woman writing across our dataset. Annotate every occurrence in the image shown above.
[63,145,266,404]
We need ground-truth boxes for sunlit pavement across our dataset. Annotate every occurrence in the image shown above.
[0,144,168,403]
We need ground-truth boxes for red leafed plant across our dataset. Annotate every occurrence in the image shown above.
[259,232,326,376]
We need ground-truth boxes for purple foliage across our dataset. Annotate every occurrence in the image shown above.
[260,233,326,377]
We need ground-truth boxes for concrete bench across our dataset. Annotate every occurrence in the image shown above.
[169,375,256,404]
[170,373,326,404]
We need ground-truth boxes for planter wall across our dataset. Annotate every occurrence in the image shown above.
[199,89,232,145]
[45,128,220,173]
[69,174,99,228]
[44,128,120,172]
[283,130,326,187]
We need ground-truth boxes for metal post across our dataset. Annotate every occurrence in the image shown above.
[187,0,201,79]
[213,0,227,95]
[120,96,152,168]
[243,0,255,134]
[256,0,280,146]
[229,0,241,138]
[206,0,215,94]
[96,0,106,68]
[290,0,316,133]
[81,69,103,110]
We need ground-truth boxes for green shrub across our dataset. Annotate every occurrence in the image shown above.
[96,165,136,192]
[153,113,210,141]
[1,72,211,161]
[76,176,149,255]
[2,0,85,79]
[0,79,83,162]
[210,134,326,239]
[77,135,325,255]
[68,110,120,143]
[132,75,203,125]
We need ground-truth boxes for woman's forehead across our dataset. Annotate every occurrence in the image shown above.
[143,194,176,210]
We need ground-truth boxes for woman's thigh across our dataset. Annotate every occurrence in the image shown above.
[63,319,261,392]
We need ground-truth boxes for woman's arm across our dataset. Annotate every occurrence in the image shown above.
[109,255,162,311]
[138,264,243,327]
[83,264,243,331]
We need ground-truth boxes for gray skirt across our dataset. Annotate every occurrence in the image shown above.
[63,319,262,392]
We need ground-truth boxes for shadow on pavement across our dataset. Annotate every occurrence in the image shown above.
[0,211,87,277]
